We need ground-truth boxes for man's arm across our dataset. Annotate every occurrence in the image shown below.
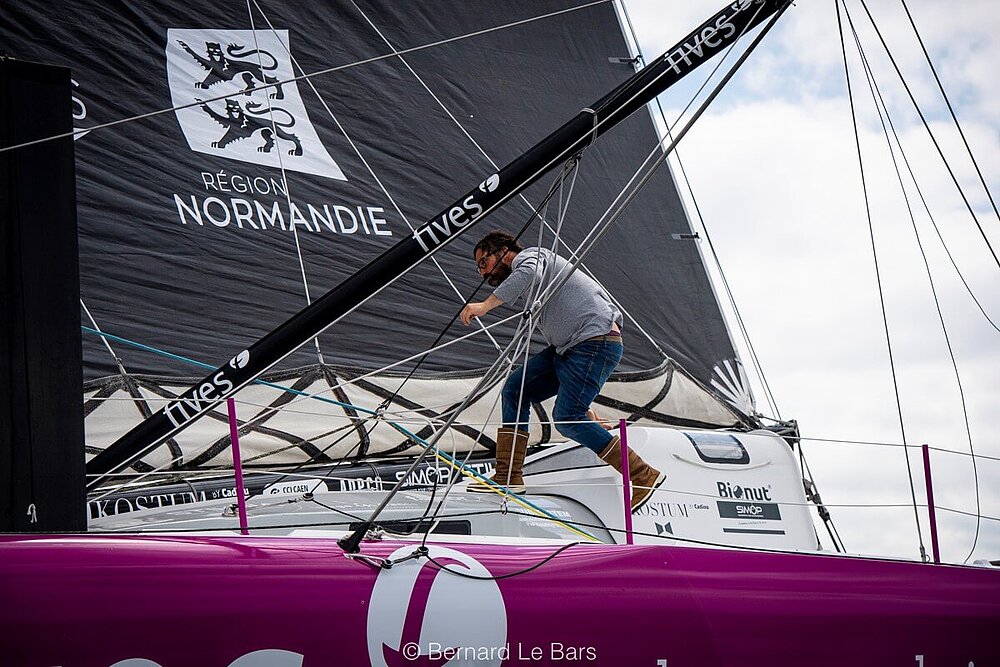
[460,294,503,326]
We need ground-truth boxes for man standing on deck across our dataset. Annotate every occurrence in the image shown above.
[460,230,664,511]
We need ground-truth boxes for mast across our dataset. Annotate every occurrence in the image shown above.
[87,0,791,484]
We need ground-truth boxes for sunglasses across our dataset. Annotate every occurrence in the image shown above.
[476,249,502,272]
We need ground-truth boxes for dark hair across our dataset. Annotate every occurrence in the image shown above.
[473,230,522,258]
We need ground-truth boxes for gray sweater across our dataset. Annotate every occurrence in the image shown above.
[492,247,623,354]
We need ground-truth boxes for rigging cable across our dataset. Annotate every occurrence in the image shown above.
[70,0,608,484]
[507,160,584,439]
[398,1,797,496]
[0,0,616,155]
[80,309,532,475]
[488,1,793,448]
[798,443,846,552]
[856,0,1000,273]
[835,0,927,563]
[248,0,506,357]
[381,160,596,538]
[345,0,672,369]
[246,1,326,367]
[616,0,781,420]
[297,388,600,544]
[870,4,1000,333]
[491,176,571,484]
[422,542,582,581]
[363,157,584,432]
[79,299,186,462]
[526,1,793,359]
[80,299,127,375]
[79,327,414,496]
[82,3,788,488]
[79,327,594,539]
[419,162,586,540]
[900,0,1000,229]
[845,5,981,564]
[337,295,602,552]
[261,312,525,414]
[614,1,848,554]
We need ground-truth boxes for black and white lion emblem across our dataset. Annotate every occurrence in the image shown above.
[178,40,285,100]
[196,98,303,156]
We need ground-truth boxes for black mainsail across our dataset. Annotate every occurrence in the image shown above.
[0,0,787,483]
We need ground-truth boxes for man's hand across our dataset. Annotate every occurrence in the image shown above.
[460,294,502,326]
[460,301,490,326]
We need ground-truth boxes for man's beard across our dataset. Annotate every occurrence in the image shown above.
[486,262,511,287]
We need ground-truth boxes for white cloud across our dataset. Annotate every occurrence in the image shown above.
[623,0,1000,562]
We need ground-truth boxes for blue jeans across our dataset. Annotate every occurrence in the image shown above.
[501,339,623,454]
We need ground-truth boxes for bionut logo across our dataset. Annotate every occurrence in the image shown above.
[166,28,346,180]
[366,546,507,667]
[717,481,772,502]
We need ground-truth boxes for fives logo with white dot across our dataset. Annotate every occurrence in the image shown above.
[479,173,500,193]
[162,350,251,428]
[229,349,251,369]
[411,173,499,253]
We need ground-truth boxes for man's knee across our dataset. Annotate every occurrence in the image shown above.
[552,405,586,437]
[501,377,522,403]
[554,421,576,440]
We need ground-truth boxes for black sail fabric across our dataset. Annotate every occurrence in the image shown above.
[3,0,755,469]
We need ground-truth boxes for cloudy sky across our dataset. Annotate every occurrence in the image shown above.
[620,0,999,563]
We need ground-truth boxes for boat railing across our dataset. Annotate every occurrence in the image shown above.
[84,390,999,565]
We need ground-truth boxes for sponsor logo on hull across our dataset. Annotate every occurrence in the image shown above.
[716,479,784,534]
[367,546,507,667]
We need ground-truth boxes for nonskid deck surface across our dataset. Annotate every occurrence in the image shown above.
[88,485,615,543]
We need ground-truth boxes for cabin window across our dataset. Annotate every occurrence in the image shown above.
[684,432,749,465]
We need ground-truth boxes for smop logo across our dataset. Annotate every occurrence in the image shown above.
[166,28,346,180]
[367,546,507,666]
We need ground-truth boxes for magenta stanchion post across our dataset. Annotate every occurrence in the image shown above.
[921,444,940,564]
[227,397,249,536]
[619,419,633,545]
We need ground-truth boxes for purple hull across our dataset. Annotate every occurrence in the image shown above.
[1,534,997,666]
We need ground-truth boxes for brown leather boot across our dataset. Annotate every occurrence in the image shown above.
[599,435,665,511]
[468,427,529,494]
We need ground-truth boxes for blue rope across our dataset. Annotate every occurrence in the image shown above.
[81,325,600,541]
[83,325,368,413]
